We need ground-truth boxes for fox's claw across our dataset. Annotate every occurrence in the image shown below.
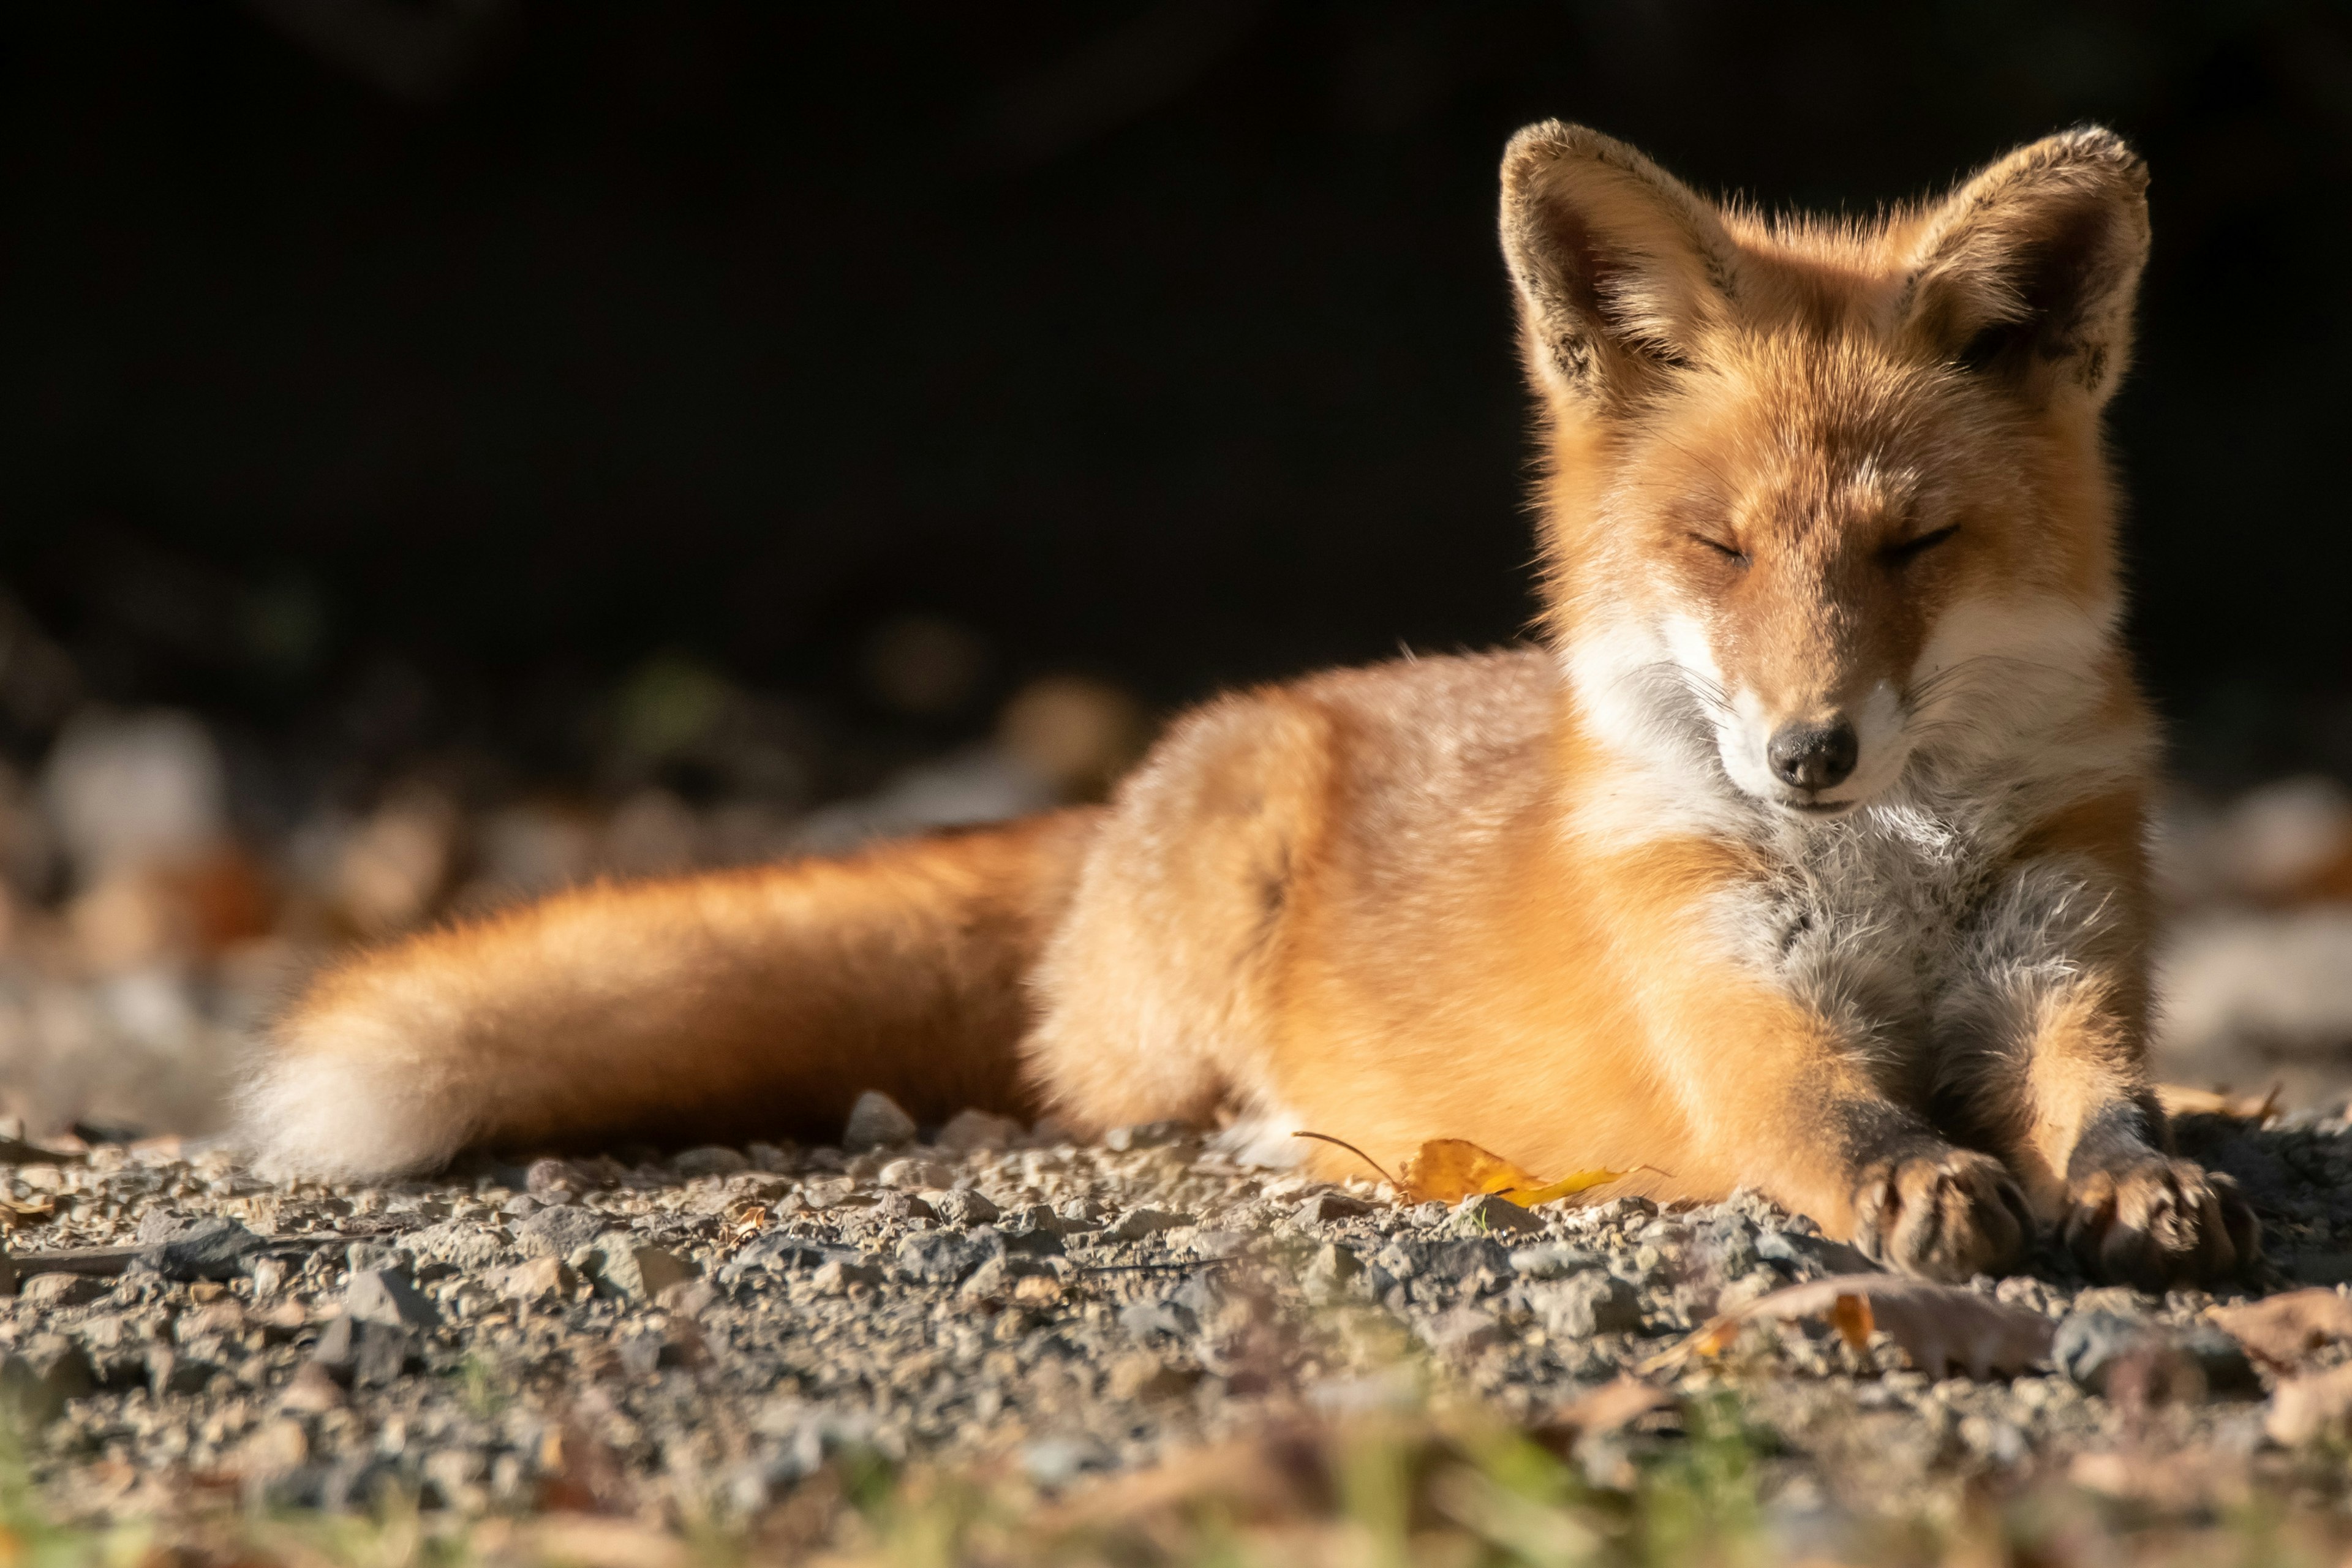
[2062,1158,2258,1289]
[1851,1148,2032,1283]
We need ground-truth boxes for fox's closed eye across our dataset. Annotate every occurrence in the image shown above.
[1954,322,2018,375]
[1883,524,1960,565]
[1689,533,1750,566]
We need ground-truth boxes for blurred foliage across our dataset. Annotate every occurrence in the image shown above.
[0,1395,2347,1568]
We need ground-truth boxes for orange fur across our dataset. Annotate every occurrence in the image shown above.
[247,812,1095,1177]
[249,124,2254,1285]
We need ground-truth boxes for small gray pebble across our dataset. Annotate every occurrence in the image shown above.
[1109,1207,1193,1242]
[1528,1272,1643,1338]
[842,1091,918,1152]
[346,1268,440,1330]
[516,1205,607,1259]
[933,1189,1001,1226]
[524,1158,582,1199]
[1119,1298,1197,1344]
[896,1231,990,1285]
[1756,1229,1880,1278]
[1294,1192,1376,1225]
[344,1242,412,1275]
[1458,1194,1544,1237]
[1419,1305,1504,1355]
[1510,1244,1602,1280]
[151,1217,266,1282]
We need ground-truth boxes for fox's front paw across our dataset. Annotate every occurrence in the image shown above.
[2062,1157,2258,1289]
[1850,1148,2032,1283]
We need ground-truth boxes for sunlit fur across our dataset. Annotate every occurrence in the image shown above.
[249,124,2255,1287]
[246,814,1093,1176]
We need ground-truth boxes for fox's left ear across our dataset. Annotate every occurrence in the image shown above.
[1903,127,2150,407]
[1499,121,1738,413]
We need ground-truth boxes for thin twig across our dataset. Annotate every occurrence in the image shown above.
[1289,1131,1398,1190]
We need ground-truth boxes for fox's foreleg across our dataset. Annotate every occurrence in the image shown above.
[1612,849,2034,1282]
[1932,853,2258,1287]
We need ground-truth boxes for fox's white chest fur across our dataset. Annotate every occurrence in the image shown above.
[1566,594,2154,1091]
[1735,795,2124,1084]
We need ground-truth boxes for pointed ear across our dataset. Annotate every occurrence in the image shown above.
[1904,127,2149,407]
[1499,121,1738,410]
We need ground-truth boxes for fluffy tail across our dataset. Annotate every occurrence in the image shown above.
[242,809,1102,1180]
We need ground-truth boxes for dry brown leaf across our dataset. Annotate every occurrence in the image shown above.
[2210,1288,2352,1370]
[2156,1082,2282,1123]
[720,1199,769,1250]
[1669,1273,2054,1381]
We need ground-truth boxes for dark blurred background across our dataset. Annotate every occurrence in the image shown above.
[6,1,2350,785]
[3,3,2351,1136]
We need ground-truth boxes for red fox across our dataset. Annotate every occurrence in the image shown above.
[246,123,2256,1288]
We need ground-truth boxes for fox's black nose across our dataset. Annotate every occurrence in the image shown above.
[1768,717,1858,791]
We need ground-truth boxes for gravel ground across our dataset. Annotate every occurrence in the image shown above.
[3,1096,2352,1534]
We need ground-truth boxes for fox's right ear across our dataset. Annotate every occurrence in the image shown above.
[1499,122,1737,412]
[1902,127,2150,408]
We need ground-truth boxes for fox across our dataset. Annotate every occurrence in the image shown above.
[244,122,2259,1289]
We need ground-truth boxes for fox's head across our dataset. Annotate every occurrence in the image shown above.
[1502,124,2150,823]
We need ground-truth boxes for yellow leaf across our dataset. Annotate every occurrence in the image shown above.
[1395,1139,1544,1204]
[1510,1169,1627,1207]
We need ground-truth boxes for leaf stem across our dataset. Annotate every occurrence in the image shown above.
[1289,1130,1400,1191]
